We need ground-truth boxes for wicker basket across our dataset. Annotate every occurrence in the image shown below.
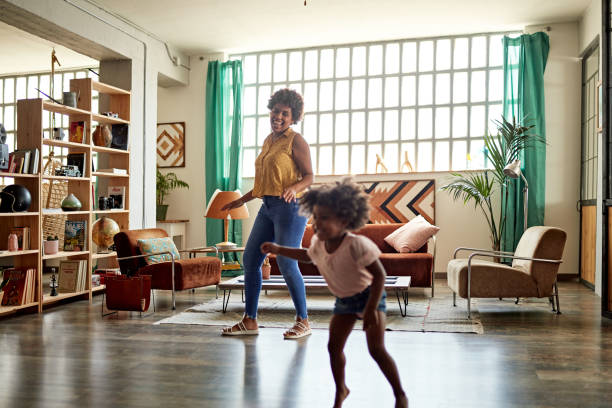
[41,151,68,243]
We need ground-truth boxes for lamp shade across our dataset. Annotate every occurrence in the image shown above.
[205,189,249,219]
[503,159,522,179]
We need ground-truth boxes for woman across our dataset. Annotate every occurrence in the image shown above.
[221,88,314,339]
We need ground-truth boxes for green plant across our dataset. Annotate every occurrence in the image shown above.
[46,235,59,241]
[156,169,189,206]
[440,116,544,251]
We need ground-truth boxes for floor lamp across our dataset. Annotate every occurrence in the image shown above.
[503,159,529,231]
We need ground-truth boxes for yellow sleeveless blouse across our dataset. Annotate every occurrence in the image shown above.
[252,128,302,198]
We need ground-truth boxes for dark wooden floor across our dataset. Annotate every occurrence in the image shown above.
[1,280,611,408]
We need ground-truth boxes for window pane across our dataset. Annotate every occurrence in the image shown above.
[418,108,432,139]
[453,106,468,138]
[335,145,349,174]
[418,74,433,105]
[385,43,400,74]
[259,54,272,83]
[352,112,365,142]
[304,82,318,112]
[488,104,503,135]
[417,142,432,171]
[488,69,503,101]
[4,78,14,103]
[471,36,487,68]
[288,52,303,81]
[320,81,333,111]
[4,106,14,131]
[319,113,333,143]
[384,110,399,141]
[471,71,486,102]
[243,56,257,84]
[336,80,349,110]
[319,146,333,175]
[401,75,416,106]
[351,144,365,174]
[258,85,271,114]
[469,139,485,169]
[384,76,399,107]
[489,35,504,66]
[435,107,450,139]
[311,147,318,174]
[454,38,469,69]
[243,86,256,115]
[242,149,256,177]
[336,48,350,77]
[0,79,3,103]
[385,143,399,173]
[304,50,318,80]
[273,53,287,82]
[367,143,383,173]
[401,109,416,140]
[436,39,451,70]
[368,111,382,141]
[53,74,62,99]
[16,77,26,100]
[303,114,317,144]
[470,105,485,136]
[352,46,366,76]
[335,113,349,143]
[351,79,365,109]
[402,42,417,73]
[243,117,256,146]
[320,49,334,79]
[369,45,383,75]
[452,140,467,170]
[435,141,450,171]
[257,116,270,144]
[453,72,468,103]
[435,73,450,104]
[419,41,434,72]
[368,78,382,108]
[401,142,416,172]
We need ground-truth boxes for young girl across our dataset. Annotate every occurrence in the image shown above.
[261,179,408,408]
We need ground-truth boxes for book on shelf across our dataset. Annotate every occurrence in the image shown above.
[69,121,86,143]
[97,168,127,175]
[108,186,126,209]
[67,152,86,177]
[9,226,30,250]
[6,153,16,173]
[58,260,82,293]
[111,124,129,150]
[12,150,30,174]
[64,220,87,251]
[27,148,39,174]
[0,268,35,306]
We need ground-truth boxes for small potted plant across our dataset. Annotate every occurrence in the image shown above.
[156,169,189,221]
[43,235,59,255]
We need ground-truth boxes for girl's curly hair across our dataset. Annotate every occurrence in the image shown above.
[267,88,304,124]
[299,178,370,231]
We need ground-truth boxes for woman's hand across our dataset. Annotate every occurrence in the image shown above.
[260,242,280,254]
[281,187,297,202]
[221,199,242,211]
[363,308,379,330]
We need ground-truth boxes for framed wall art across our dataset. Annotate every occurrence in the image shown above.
[157,122,185,168]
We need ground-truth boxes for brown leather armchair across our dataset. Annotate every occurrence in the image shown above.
[114,228,222,309]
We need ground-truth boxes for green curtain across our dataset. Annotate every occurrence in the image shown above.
[501,32,550,251]
[205,60,243,258]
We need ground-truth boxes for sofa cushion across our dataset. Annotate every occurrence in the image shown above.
[137,237,180,264]
[384,215,439,253]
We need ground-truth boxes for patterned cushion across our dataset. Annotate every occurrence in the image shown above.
[137,237,180,265]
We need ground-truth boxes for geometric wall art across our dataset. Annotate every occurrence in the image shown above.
[157,122,185,168]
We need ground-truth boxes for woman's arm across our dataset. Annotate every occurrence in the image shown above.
[282,133,314,202]
[221,190,254,211]
[363,259,386,329]
[261,242,312,264]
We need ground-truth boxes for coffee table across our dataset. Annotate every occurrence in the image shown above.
[218,275,412,317]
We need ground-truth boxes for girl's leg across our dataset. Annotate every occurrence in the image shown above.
[328,314,357,408]
[365,311,407,408]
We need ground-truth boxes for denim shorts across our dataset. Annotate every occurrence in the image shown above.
[333,286,387,316]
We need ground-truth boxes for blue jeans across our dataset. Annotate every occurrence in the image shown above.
[243,196,308,319]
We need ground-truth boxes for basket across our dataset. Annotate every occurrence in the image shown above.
[41,151,68,242]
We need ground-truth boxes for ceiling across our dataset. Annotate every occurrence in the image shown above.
[0,0,593,75]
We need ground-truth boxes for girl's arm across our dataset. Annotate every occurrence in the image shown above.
[363,259,386,329]
[260,242,312,264]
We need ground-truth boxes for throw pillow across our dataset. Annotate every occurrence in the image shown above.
[137,237,180,265]
[384,215,440,253]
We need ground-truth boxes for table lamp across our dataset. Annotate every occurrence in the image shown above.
[205,189,249,249]
[503,159,528,231]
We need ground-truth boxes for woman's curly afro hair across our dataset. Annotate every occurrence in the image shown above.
[299,178,370,231]
[267,88,304,124]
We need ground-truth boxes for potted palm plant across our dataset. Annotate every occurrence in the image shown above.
[156,169,189,221]
[441,116,544,255]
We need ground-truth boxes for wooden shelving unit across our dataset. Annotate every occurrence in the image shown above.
[0,78,130,318]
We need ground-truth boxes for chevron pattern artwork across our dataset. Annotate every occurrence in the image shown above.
[360,180,435,224]
[157,122,185,168]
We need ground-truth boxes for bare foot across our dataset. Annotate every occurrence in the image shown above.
[221,316,258,335]
[333,385,350,408]
[395,393,408,408]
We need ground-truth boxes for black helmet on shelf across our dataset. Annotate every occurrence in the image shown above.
[0,184,32,212]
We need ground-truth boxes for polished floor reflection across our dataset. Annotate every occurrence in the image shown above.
[0,280,611,407]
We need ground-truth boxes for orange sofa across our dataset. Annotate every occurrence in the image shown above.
[269,223,436,296]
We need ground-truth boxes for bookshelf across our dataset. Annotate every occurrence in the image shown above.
[0,78,130,317]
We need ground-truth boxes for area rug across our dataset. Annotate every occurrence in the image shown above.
[155,291,483,334]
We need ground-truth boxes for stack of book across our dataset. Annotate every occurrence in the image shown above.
[58,260,88,293]
[3,148,39,174]
[0,268,36,306]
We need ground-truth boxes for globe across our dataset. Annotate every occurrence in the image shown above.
[92,216,120,253]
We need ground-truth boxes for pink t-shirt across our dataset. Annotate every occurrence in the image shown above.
[306,232,381,298]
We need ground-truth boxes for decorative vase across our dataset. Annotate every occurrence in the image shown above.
[93,124,112,147]
[43,240,59,255]
[7,233,18,251]
[262,256,271,280]
[156,204,168,221]
[61,193,82,211]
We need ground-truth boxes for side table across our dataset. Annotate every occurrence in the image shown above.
[156,219,188,249]
[187,246,245,277]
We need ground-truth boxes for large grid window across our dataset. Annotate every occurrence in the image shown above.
[231,32,518,177]
[0,67,98,177]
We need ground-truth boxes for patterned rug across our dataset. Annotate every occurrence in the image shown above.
[155,290,484,334]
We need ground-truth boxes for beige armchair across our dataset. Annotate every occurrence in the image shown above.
[447,226,567,319]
